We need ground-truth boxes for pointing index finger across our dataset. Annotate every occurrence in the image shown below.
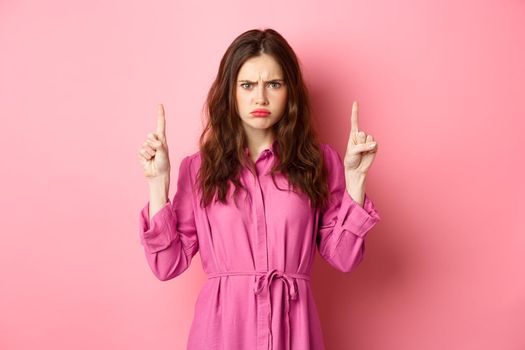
[351,101,359,134]
[157,103,166,137]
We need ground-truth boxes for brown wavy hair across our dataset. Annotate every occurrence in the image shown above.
[197,28,330,211]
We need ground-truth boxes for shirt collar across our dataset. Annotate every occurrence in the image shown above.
[244,139,278,158]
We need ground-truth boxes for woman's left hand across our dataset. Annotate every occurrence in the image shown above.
[344,101,378,175]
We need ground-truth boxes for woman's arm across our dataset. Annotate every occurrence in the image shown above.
[316,144,381,273]
[139,156,199,281]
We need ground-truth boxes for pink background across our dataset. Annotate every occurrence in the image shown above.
[1,0,524,349]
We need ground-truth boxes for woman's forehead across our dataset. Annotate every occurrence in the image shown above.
[237,54,283,79]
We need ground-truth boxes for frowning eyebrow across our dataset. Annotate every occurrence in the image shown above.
[237,79,285,83]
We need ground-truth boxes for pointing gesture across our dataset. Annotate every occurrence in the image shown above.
[138,104,171,179]
[344,101,378,175]
[156,103,166,142]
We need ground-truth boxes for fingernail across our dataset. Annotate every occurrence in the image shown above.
[370,142,376,147]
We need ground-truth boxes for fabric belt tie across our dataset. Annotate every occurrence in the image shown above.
[207,269,311,350]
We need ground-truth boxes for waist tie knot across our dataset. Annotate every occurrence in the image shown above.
[208,269,310,350]
[253,269,299,300]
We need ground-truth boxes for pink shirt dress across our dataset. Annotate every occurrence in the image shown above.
[139,141,381,350]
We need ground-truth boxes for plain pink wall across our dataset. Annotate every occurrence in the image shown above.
[1,0,524,349]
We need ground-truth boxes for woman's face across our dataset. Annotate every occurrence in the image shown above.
[235,53,288,137]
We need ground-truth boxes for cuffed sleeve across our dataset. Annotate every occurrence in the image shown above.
[138,155,199,281]
[316,144,381,273]
[139,200,177,253]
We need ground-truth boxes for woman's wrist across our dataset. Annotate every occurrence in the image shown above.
[148,174,170,200]
[148,173,170,220]
[345,171,366,207]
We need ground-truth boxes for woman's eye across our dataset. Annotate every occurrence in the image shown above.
[240,82,282,89]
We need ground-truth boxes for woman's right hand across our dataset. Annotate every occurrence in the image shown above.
[138,104,171,180]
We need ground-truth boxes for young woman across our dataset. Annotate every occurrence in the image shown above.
[137,28,381,350]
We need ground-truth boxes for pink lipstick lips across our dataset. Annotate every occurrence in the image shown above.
[250,108,271,117]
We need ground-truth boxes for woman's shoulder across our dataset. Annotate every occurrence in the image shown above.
[319,142,338,159]
[318,142,343,171]
[181,150,202,174]
[319,142,332,152]
[186,149,202,161]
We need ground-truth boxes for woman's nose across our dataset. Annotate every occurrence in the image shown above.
[255,84,268,104]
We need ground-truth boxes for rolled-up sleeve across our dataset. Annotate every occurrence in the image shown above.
[316,144,381,273]
[139,155,199,281]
